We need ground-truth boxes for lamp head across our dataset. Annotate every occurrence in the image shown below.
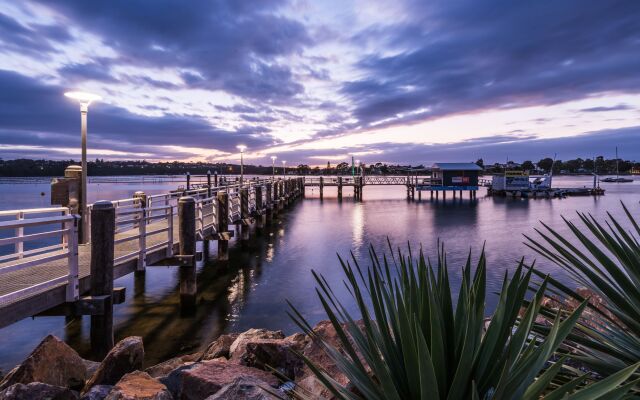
[282,160,286,165]
[236,144,247,153]
[270,155,277,161]
[64,91,101,109]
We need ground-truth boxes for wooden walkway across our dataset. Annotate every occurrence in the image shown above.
[0,177,304,329]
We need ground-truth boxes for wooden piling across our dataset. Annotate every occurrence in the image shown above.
[133,191,147,275]
[265,183,273,225]
[214,171,219,187]
[207,171,212,197]
[178,197,197,310]
[255,185,264,229]
[240,187,250,242]
[186,172,191,191]
[338,176,343,200]
[217,191,229,260]
[90,200,115,358]
[319,176,324,200]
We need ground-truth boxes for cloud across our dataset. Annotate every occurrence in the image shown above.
[0,69,277,158]
[33,0,312,103]
[579,104,634,112]
[340,0,640,129]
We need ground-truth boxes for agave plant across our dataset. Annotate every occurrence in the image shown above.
[525,202,640,376]
[288,241,639,399]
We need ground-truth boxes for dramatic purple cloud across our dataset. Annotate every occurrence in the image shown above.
[0,0,639,164]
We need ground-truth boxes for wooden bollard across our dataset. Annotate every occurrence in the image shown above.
[255,185,264,229]
[338,177,343,200]
[178,197,196,310]
[186,172,191,191]
[90,200,115,358]
[240,188,249,242]
[207,170,212,197]
[214,171,219,187]
[217,191,229,260]
[133,191,147,275]
[319,176,324,200]
[265,183,273,225]
[277,181,284,211]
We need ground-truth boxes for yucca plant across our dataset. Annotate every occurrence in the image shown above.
[525,202,640,376]
[288,241,639,399]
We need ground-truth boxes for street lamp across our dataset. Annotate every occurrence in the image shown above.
[282,160,287,177]
[64,91,101,244]
[237,144,247,186]
[270,155,277,181]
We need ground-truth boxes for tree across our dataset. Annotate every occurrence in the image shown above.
[475,158,484,168]
[521,160,534,171]
[537,158,554,173]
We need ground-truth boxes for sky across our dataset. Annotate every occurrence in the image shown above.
[0,0,639,166]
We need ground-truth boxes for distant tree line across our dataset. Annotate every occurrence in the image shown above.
[476,156,639,175]
[1,157,638,177]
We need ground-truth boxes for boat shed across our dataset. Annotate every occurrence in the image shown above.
[429,162,482,189]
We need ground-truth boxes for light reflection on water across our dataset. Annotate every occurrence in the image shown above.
[0,176,639,371]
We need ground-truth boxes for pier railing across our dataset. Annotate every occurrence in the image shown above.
[0,207,79,305]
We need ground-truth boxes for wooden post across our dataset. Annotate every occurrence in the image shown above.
[240,188,249,242]
[217,191,229,260]
[207,170,212,197]
[214,171,219,187]
[265,183,273,225]
[443,190,447,200]
[255,185,264,229]
[133,191,147,275]
[178,197,197,310]
[186,172,191,191]
[319,176,324,200]
[278,181,284,211]
[418,190,422,201]
[430,191,433,200]
[436,191,439,200]
[338,176,343,200]
[90,200,115,358]
[302,177,306,198]
[453,190,457,199]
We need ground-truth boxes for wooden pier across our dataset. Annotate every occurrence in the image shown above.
[0,176,304,354]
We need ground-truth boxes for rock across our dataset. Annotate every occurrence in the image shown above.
[104,371,172,400]
[0,382,79,399]
[83,360,101,381]
[200,334,238,361]
[234,339,304,380]
[228,330,284,361]
[83,337,144,393]
[0,335,86,390]
[162,359,278,400]
[205,376,283,400]
[295,320,367,399]
[80,385,113,400]
[145,353,199,379]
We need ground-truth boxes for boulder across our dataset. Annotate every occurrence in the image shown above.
[162,359,278,400]
[80,385,113,400]
[0,335,86,390]
[83,337,144,393]
[228,330,284,360]
[145,353,199,379]
[83,360,102,381]
[104,371,172,400]
[205,376,283,400]
[200,334,238,361]
[0,382,79,400]
[234,338,304,380]
[295,320,367,399]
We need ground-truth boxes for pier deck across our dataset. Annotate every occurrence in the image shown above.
[0,178,303,329]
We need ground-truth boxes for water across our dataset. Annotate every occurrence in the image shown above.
[0,175,638,372]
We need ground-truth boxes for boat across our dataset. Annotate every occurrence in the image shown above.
[602,147,634,183]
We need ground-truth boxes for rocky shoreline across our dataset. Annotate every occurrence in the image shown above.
[0,321,349,400]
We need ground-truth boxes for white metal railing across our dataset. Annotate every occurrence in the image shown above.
[0,209,79,304]
[0,178,291,307]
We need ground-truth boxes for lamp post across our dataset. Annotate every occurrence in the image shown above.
[237,144,247,186]
[282,160,287,177]
[64,91,101,244]
[270,155,277,181]
[355,159,361,175]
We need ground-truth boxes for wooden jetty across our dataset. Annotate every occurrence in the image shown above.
[0,174,304,355]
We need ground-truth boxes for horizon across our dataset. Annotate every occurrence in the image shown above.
[1,1,639,165]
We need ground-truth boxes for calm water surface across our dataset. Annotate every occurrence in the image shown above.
[0,175,639,372]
